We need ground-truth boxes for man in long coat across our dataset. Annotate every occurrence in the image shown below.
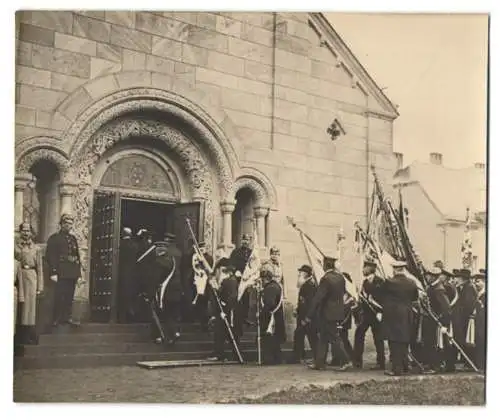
[259,268,286,365]
[292,264,318,363]
[380,260,419,376]
[45,214,82,328]
[472,269,486,371]
[353,258,386,369]
[303,256,350,371]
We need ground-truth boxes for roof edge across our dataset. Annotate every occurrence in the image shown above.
[310,13,399,119]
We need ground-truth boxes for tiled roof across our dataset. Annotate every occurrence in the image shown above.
[393,162,486,221]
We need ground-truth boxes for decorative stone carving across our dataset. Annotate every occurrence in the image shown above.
[62,89,238,195]
[232,177,269,208]
[69,117,216,252]
[220,200,236,214]
[254,206,269,219]
[100,154,176,194]
[17,147,70,177]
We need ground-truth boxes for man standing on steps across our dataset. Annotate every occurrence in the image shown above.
[207,258,239,362]
[352,258,386,370]
[46,214,83,329]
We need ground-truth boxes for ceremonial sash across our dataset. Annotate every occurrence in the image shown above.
[265,283,283,335]
[466,290,484,346]
[157,257,176,310]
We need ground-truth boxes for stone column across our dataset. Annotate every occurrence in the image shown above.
[14,173,33,228]
[59,182,78,216]
[220,200,236,252]
[254,206,269,248]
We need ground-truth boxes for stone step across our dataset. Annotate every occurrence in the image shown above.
[38,330,258,345]
[64,322,207,334]
[22,340,258,357]
[14,348,298,370]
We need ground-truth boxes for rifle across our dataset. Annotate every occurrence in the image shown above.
[185,218,244,364]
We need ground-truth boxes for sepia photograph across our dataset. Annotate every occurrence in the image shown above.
[10,4,489,407]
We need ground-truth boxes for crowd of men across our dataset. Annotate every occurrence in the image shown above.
[14,215,486,376]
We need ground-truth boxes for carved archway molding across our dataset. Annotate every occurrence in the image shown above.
[16,136,70,178]
[230,167,278,210]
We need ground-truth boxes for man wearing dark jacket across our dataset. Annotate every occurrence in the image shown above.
[303,256,350,371]
[381,260,419,376]
[45,214,82,328]
[207,258,239,362]
[421,267,453,373]
[292,264,318,363]
[353,258,386,369]
[259,267,286,365]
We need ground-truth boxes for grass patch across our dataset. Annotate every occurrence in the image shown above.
[232,376,485,405]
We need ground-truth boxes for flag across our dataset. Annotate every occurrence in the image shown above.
[237,225,261,301]
[461,207,473,269]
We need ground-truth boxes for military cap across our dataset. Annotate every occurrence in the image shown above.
[456,268,471,278]
[479,268,486,275]
[426,266,441,276]
[270,246,280,254]
[473,270,486,279]
[391,260,407,268]
[298,264,313,276]
[198,241,206,248]
[60,213,74,223]
[241,233,252,240]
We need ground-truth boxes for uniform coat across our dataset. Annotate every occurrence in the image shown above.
[260,280,285,364]
[210,274,239,359]
[229,246,252,274]
[307,269,349,369]
[293,277,318,361]
[474,289,486,370]
[380,274,419,343]
[15,239,44,326]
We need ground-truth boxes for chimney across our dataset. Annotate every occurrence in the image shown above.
[394,152,404,170]
[474,162,485,170]
[429,152,443,165]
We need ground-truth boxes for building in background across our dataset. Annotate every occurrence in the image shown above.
[15,11,399,323]
[393,152,486,271]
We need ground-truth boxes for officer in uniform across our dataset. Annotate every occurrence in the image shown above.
[229,233,253,274]
[421,266,452,373]
[353,258,386,370]
[292,264,318,363]
[450,268,477,370]
[207,258,240,361]
[259,267,286,365]
[381,260,419,376]
[46,214,83,328]
[14,222,44,344]
[262,246,285,286]
[304,256,351,371]
[118,227,139,323]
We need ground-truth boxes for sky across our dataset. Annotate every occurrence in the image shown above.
[326,13,489,169]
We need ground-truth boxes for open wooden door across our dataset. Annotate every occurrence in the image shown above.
[172,202,204,254]
[89,190,121,323]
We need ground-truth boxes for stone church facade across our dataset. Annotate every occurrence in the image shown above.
[15,11,398,322]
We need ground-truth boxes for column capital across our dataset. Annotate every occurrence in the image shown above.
[220,200,236,214]
[253,206,269,218]
[15,172,33,192]
[59,182,78,197]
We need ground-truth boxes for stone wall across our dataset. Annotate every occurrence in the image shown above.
[15,11,396,304]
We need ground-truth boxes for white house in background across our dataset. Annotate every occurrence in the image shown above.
[393,152,487,271]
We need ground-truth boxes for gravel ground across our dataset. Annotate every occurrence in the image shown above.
[13,360,484,404]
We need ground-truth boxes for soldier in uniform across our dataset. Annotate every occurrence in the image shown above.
[292,264,318,363]
[381,260,419,376]
[118,227,139,323]
[421,266,452,373]
[304,256,351,371]
[46,214,82,328]
[14,222,44,344]
[450,268,477,370]
[353,259,386,370]
[230,233,254,339]
[207,258,239,361]
[472,269,486,371]
[259,267,286,365]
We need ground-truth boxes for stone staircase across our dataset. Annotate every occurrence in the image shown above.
[14,323,297,370]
